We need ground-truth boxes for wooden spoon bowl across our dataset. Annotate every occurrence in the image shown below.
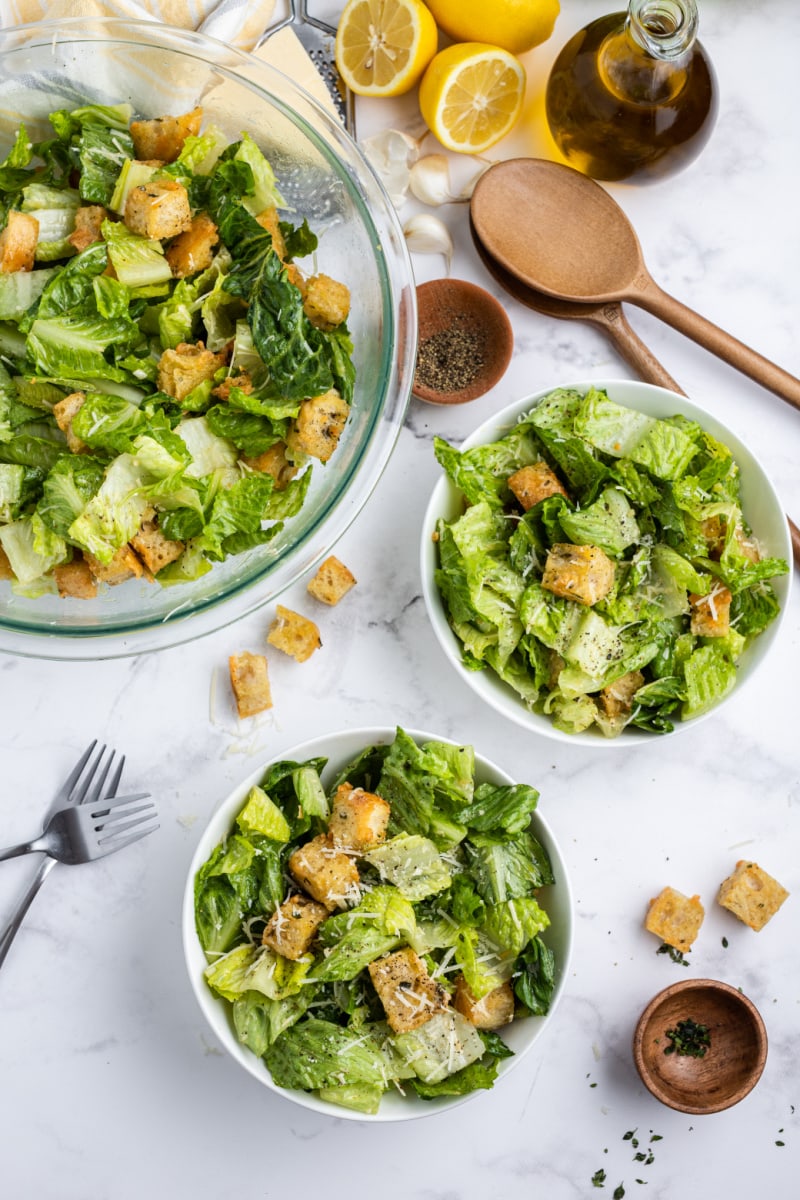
[413,278,513,405]
[633,979,767,1114]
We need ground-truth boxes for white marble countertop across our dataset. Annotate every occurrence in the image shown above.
[2,2,799,1197]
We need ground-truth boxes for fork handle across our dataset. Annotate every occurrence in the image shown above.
[0,838,44,862]
[0,856,56,970]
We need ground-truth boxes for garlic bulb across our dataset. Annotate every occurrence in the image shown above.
[402,213,454,273]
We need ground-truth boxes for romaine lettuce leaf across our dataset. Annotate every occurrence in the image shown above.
[364,834,451,901]
[232,987,316,1057]
[513,935,556,1015]
[264,1018,396,1091]
[392,1011,485,1083]
[36,453,104,536]
[457,781,539,835]
[682,641,738,719]
[575,387,699,480]
[464,830,554,904]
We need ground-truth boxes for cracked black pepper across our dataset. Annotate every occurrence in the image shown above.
[415,322,486,393]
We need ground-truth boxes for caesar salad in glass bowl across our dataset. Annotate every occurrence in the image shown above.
[0,18,414,659]
[182,726,573,1121]
[421,379,791,745]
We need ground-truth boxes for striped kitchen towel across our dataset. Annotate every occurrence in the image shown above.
[1,1,278,51]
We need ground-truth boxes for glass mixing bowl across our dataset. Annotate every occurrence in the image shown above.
[0,18,414,659]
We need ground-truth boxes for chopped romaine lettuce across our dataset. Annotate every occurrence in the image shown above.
[0,101,356,597]
[193,729,558,1112]
[434,386,788,737]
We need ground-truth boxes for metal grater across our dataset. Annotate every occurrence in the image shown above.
[260,1,356,135]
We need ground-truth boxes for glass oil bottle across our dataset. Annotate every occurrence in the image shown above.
[544,0,718,183]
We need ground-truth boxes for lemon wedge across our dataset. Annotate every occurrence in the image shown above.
[335,0,438,98]
[418,43,526,154]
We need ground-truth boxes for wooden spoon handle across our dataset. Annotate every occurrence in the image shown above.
[602,304,800,572]
[632,280,800,412]
[788,517,800,568]
[594,303,682,392]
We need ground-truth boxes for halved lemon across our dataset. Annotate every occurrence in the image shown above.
[335,0,439,98]
[418,43,526,154]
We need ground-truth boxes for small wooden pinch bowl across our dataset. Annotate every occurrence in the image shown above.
[633,978,767,1114]
[413,278,513,405]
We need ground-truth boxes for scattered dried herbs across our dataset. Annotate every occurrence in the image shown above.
[656,942,690,966]
[592,1168,607,1187]
[664,1018,711,1057]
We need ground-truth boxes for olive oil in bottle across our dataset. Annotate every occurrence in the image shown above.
[545,0,717,184]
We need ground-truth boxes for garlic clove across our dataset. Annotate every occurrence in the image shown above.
[408,154,455,206]
[402,213,454,274]
[362,129,422,207]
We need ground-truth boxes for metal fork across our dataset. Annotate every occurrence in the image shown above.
[0,792,156,864]
[0,741,122,969]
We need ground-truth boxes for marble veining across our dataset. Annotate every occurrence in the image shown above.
[1,2,799,1198]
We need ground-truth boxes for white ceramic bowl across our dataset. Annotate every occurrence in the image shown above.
[182,726,573,1122]
[420,379,792,747]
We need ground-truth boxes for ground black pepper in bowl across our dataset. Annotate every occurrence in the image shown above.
[416,321,486,394]
[413,278,513,405]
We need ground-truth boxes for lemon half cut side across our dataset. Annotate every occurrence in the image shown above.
[335,0,439,97]
[419,43,527,154]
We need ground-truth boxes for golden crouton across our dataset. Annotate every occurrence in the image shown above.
[255,207,288,261]
[242,441,298,491]
[130,519,184,575]
[288,834,360,910]
[228,651,273,719]
[597,670,645,718]
[0,545,13,580]
[328,783,390,852]
[718,861,789,932]
[508,461,569,511]
[284,262,306,293]
[735,524,761,564]
[700,515,725,559]
[53,556,97,600]
[368,947,450,1034]
[541,543,616,606]
[689,584,732,637]
[645,886,704,952]
[130,107,203,163]
[307,555,357,606]
[287,389,349,463]
[213,372,253,402]
[262,893,329,961]
[454,977,515,1029]
[85,545,145,586]
[0,210,39,273]
[303,273,350,330]
[267,604,321,663]
[157,342,226,402]
[124,180,192,241]
[53,391,88,454]
[67,205,107,254]
[165,212,219,278]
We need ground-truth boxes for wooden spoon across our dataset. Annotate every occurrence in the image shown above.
[469,216,682,392]
[469,218,800,569]
[470,159,800,413]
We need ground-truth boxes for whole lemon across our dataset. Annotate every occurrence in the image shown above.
[425,0,560,55]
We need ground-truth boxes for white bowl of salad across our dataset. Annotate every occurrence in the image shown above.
[421,379,791,744]
[182,726,573,1121]
[0,19,413,658]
